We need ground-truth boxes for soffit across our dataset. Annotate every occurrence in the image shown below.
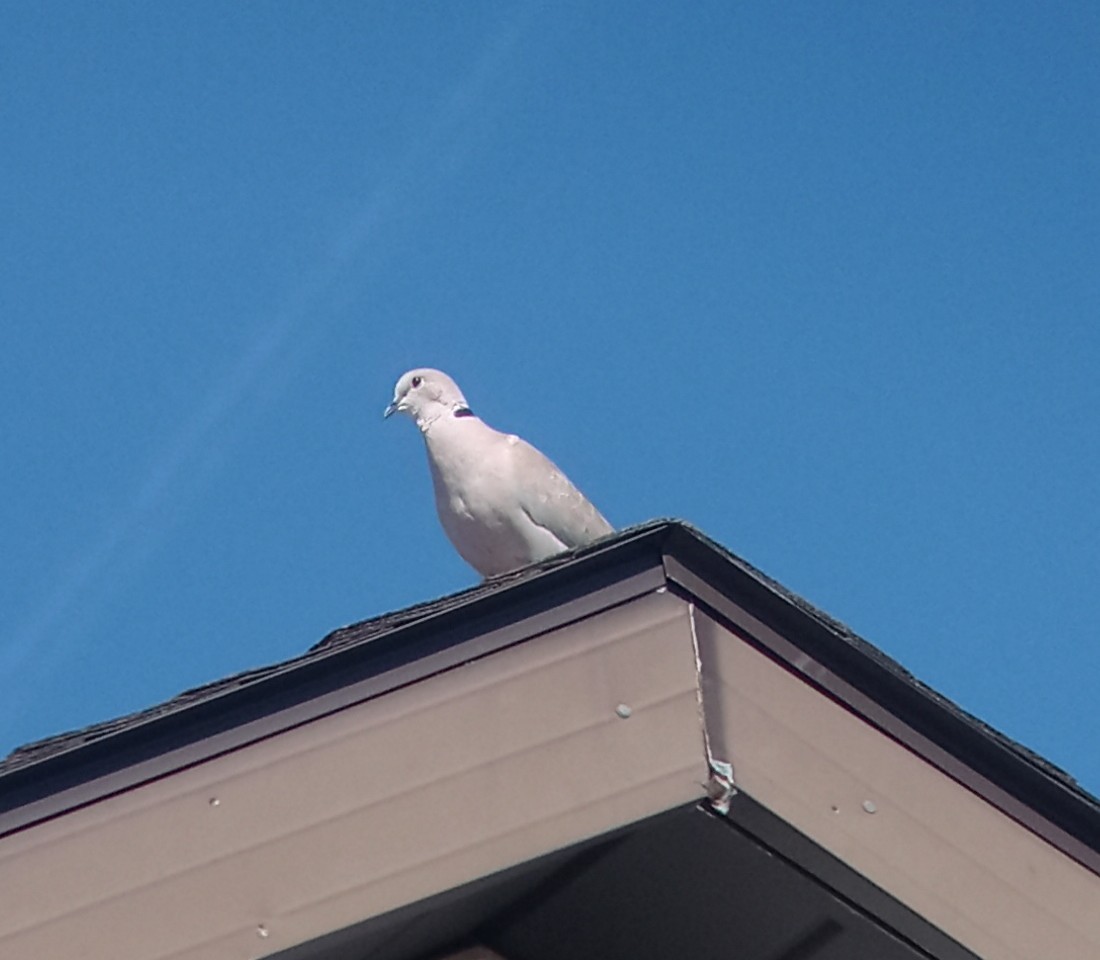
[266,803,964,960]
[485,805,937,960]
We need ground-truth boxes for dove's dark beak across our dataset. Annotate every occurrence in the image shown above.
[383,401,398,419]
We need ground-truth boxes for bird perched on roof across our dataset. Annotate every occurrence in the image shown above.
[384,368,614,577]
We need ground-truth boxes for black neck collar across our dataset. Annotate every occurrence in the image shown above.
[453,406,475,418]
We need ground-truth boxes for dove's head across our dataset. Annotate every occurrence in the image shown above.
[384,368,472,431]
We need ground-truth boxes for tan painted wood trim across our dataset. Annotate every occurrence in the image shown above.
[0,592,707,960]
[695,609,1100,960]
[666,555,1099,876]
[0,565,669,839]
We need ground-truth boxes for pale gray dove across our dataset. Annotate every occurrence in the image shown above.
[384,368,613,576]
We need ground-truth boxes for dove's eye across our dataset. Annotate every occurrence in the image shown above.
[411,376,423,389]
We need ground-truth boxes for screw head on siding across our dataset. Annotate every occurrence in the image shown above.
[862,799,878,814]
[615,703,632,719]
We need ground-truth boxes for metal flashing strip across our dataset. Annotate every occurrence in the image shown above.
[0,560,667,838]
[663,552,1100,876]
[686,602,735,815]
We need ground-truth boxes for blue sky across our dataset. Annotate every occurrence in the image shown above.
[2,3,1097,795]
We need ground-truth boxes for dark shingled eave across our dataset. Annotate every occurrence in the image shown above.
[1,520,1097,869]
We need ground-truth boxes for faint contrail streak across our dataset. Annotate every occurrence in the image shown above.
[0,9,535,712]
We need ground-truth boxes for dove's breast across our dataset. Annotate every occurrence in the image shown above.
[422,419,565,576]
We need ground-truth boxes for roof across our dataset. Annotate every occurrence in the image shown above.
[3,519,1097,960]
[3,519,1096,850]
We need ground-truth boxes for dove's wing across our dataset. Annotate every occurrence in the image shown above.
[507,436,613,549]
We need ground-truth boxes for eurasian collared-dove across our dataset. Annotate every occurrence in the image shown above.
[384,368,613,577]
